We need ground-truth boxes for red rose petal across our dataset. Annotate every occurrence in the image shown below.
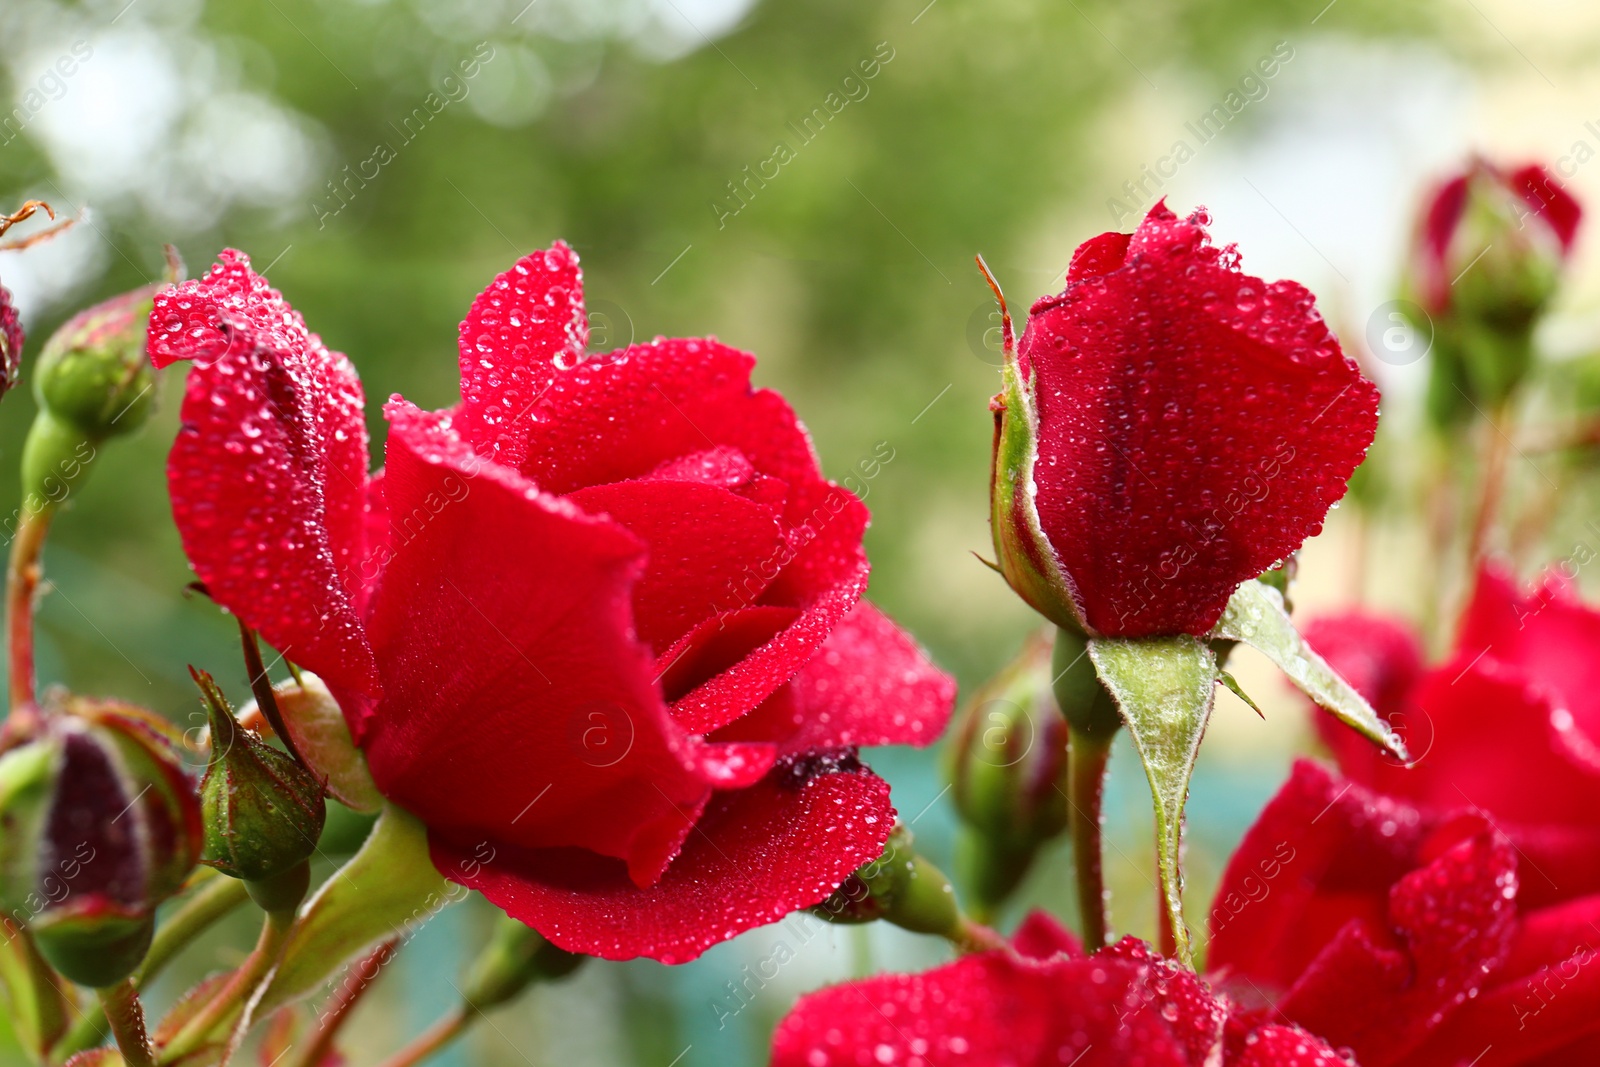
[1406,941,1600,1067]
[1214,764,1518,1067]
[1459,563,1600,783]
[1019,202,1378,637]
[772,937,1230,1067]
[713,601,955,753]
[1012,908,1083,960]
[359,400,715,886]
[1229,1025,1357,1067]
[432,760,894,964]
[455,242,586,467]
[1510,164,1582,252]
[1209,760,1424,996]
[565,477,786,656]
[154,250,377,697]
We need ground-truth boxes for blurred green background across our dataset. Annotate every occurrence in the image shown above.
[4,0,1600,1063]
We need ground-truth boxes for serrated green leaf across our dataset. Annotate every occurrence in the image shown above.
[1211,580,1407,760]
[256,804,456,1015]
[1087,635,1218,968]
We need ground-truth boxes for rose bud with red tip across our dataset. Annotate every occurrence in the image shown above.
[0,281,21,400]
[1405,160,1582,425]
[22,284,160,506]
[989,202,1379,639]
[0,697,201,987]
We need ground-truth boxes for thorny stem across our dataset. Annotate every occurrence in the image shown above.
[54,874,253,1060]
[98,979,156,1067]
[158,905,296,1064]
[4,505,55,748]
[1068,725,1114,952]
[372,1006,472,1067]
[289,940,398,1067]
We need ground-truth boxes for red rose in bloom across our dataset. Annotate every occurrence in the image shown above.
[1304,564,1600,901]
[1,281,21,395]
[772,910,1348,1067]
[1414,160,1581,315]
[991,202,1378,637]
[148,243,953,963]
[1208,760,1600,1066]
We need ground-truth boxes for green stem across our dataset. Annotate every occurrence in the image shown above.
[374,1006,472,1067]
[3,504,54,748]
[54,874,253,1060]
[97,979,154,1067]
[1068,725,1113,952]
[288,940,397,1067]
[951,917,1007,955]
[157,905,295,1064]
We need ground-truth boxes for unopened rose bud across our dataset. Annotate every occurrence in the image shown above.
[0,697,201,987]
[1405,160,1582,425]
[945,632,1077,917]
[0,282,22,399]
[460,917,584,1011]
[812,825,961,938]
[20,285,160,505]
[194,669,325,909]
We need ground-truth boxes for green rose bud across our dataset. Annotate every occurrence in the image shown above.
[20,285,159,506]
[0,697,202,987]
[945,631,1077,918]
[35,286,159,439]
[194,669,326,905]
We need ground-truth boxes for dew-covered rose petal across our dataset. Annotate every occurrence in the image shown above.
[1211,762,1518,1067]
[713,601,955,754]
[431,758,893,964]
[153,250,377,696]
[454,242,586,468]
[360,400,716,886]
[1018,202,1378,637]
[770,930,1345,1067]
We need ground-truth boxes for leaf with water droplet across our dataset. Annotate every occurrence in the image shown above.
[1087,634,1218,968]
[1210,580,1407,760]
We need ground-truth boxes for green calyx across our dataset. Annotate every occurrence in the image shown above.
[812,825,961,939]
[989,353,1089,635]
[194,668,327,887]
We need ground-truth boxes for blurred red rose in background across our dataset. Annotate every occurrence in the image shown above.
[1305,563,1600,904]
[149,242,953,963]
[1208,760,1600,1066]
